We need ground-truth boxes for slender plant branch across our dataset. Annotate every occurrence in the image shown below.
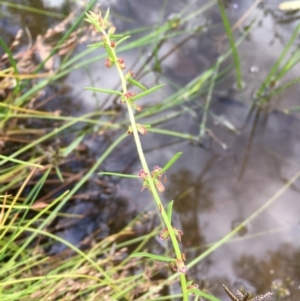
[85,9,190,300]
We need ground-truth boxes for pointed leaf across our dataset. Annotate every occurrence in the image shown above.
[116,36,131,47]
[55,166,64,183]
[188,289,222,301]
[162,152,183,173]
[87,42,104,48]
[61,134,85,157]
[111,34,124,39]
[130,252,176,262]
[104,44,115,60]
[98,172,139,178]
[84,87,122,95]
[127,78,147,91]
[131,83,165,102]
[0,155,43,168]
[103,8,110,24]
[167,200,174,222]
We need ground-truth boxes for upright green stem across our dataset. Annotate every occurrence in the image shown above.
[116,53,188,301]
[91,15,189,300]
[100,23,188,301]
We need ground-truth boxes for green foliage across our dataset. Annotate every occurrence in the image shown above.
[130,252,177,262]
[2,1,300,300]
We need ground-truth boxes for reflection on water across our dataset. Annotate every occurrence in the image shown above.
[2,0,300,299]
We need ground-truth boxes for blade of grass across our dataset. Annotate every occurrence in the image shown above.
[0,1,66,18]
[217,0,242,89]
[256,22,300,102]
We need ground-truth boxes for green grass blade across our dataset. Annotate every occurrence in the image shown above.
[61,134,85,157]
[116,35,131,47]
[84,87,123,95]
[162,152,183,173]
[55,166,64,183]
[130,252,176,262]
[167,201,174,222]
[98,172,139,178]
[199,58,221,139]
[0,155,43,168]
[131,83,165,102]
[256,21,300,102]
[0,1,65,18]
[217,0,242,89]
[127,78,148,91]
[188,289,222,301]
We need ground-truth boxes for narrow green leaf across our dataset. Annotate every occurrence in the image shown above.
[0,155,43,168]
[0,1,65,18]
[84,87,122,95]
[131,83,165,102]
[98,172,139,178]
[256,21,300,102]
[0,37,19,93]
[55,166,64,183]
[87,42,104,48]
[116,36,131,47]
[217,0,242,89]
[127,78,147,91]
[61,134,85,157]
[167,200,174,222]
[111,34,124,39]
[104,44,115,60]
[130,252,176,262]
[188,289,222,301]
[103,8,110,25]
[162,152,183,173]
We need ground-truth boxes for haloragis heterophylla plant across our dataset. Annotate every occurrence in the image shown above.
[84,8,218,301]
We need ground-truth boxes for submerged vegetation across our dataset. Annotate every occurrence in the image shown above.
[1,0,300,300]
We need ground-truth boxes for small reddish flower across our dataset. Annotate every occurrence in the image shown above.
[137,124,147,135]
[159,227,183,241]
[105,57,113,68]
[133,103,142,111]
[187,283,199,296]
[118,57,124,64]
[117,57,126,69]
[110,41,116,48]
[138,169,148,179]
[173,227,183,242]
[125,70,135,79]
[175,259,188,274]
[151,166,167,183]
[124,91,136,99]
[155,179,165,192]
[159,228,170,240]
[170,259,188,274]
[151,166,162,178]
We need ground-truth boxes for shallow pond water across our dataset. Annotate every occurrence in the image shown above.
[2,0,300,299]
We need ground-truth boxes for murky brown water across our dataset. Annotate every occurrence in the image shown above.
[2,0,300,299]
